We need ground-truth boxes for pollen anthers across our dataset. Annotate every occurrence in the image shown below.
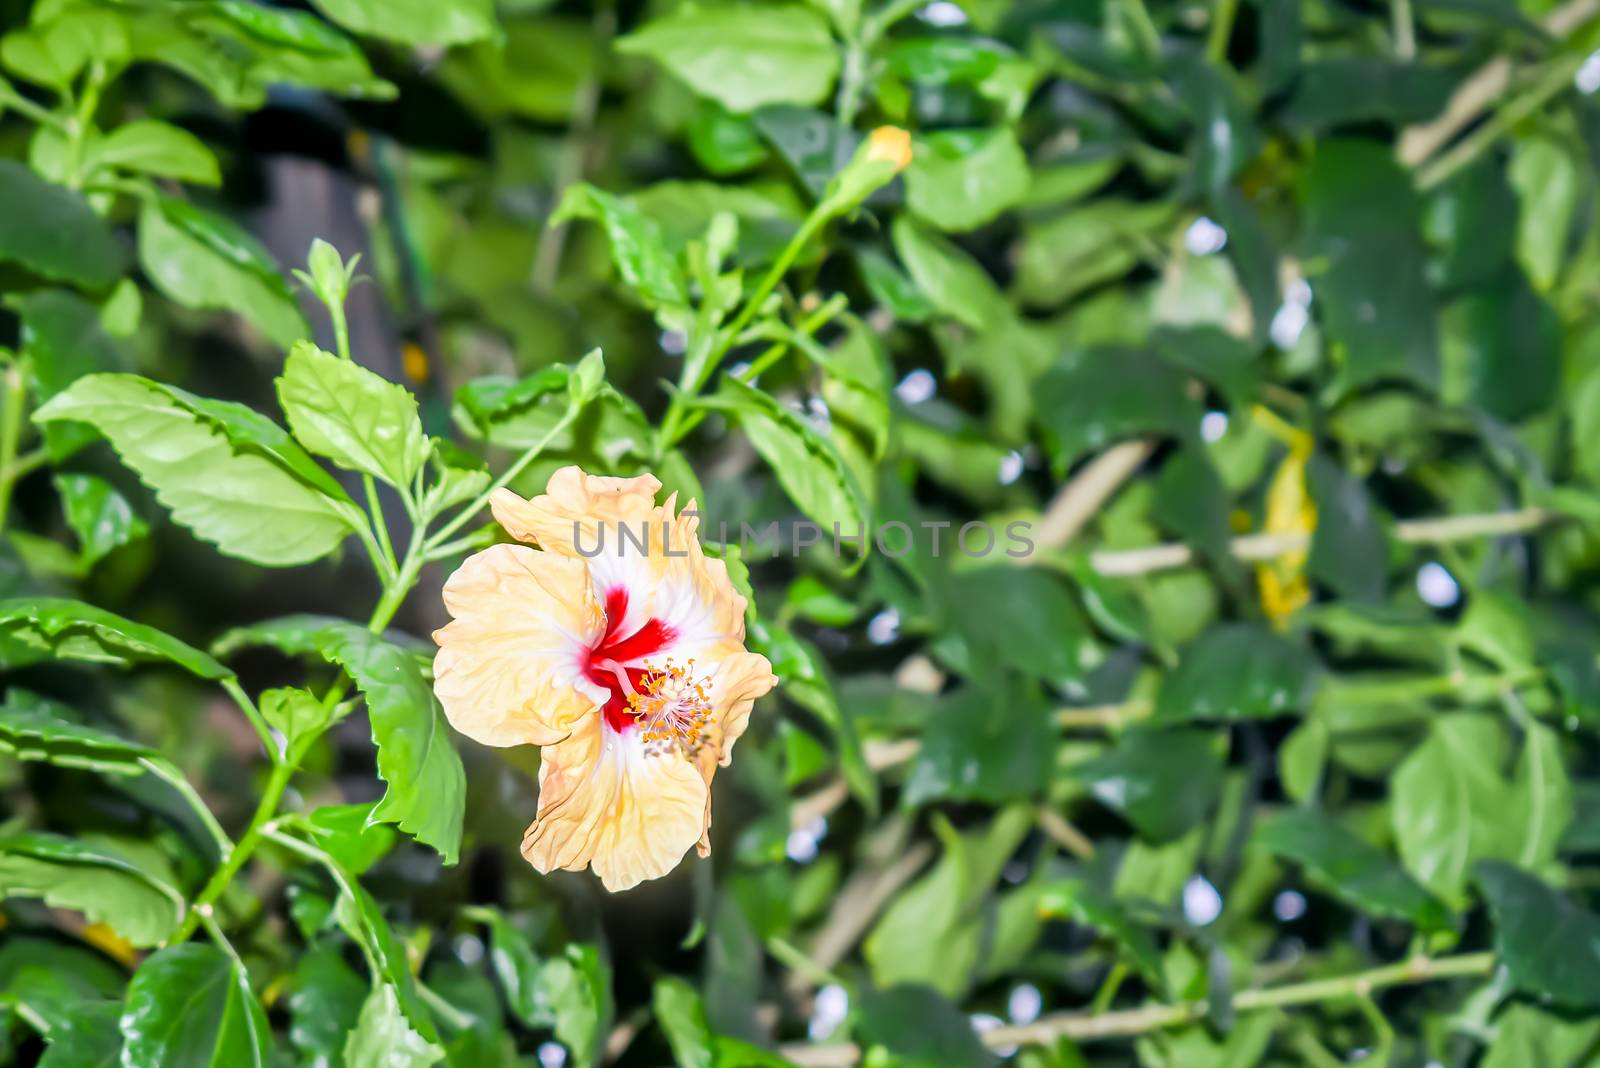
[629,658,712,755]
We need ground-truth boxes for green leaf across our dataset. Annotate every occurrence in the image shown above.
[0,833,183,948]
[1155,623,1320,721]
[550,185,688,310]
[288,944,367,1068]
[1037,880,1165,991]
[34,998,123,1068]
[700,376,869,559]
[19,289,127,460]
[1254,808,1450,930]
[1302,140,1438,392]
[82,120,221,185]
[1,12,126,89]
[618,5,839,113]
[1279,60,1455,130]
[1035,347,1197,475]
[1016,199,1176,308]
[215,616,464,862]
[34,374,358,567]
[864,809,1032,998]
[904,128,1030,232]
[1069,728,1224,842]
[261,686,338,762]
[277,341,428,488]
[330,876,438,1044]
[903,682,1057,807]
[535,944,612,1068]
[0,160,121,289]
[468,907,544,1029]
[936,567,1089,681]
[1391,714,1568,908]
[889,215,1006,330]
[137,197,308,348]
[308,0,496,45]
[119,944,272,1066]
[0,596,231,677]
[1476,861,1600,1009]
[854,985,995,1068]
[654,976,714,1068]
[303,802,397,876]
[0,689,154,775]
[344,985,444,1068]
[1508,134,1580,293]
[53,473,149,568]
[1306,455,1385,603]
[1482,1003,1600,1068]
[1440,266,1561,422]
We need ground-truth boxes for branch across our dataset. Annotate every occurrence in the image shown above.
[1088,507,1554,578]
[1035,439,1156,550]
[778,953,1495,1065]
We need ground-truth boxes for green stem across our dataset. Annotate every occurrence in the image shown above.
[0,87,68,130]
[1117,0,1162,59]
[64,61,106,190]
[1206,0,1240,63]
[168,758,294,944]
[767,936,846,989]
[1091,962,1129,1014]
[425,404,582,549]
[327,298,399,573]
[1391,0,1416,60]
[221,677,279,764]
[140,756,236,861]
[0,362,25,532]
[1417,56,1581,190]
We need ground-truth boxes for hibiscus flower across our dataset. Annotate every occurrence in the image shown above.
[432,467,777,891]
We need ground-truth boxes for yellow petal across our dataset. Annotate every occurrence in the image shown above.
[432,543,606,747]
[491,466,663,554]
[522,716,708,892]
[692,651,777,856]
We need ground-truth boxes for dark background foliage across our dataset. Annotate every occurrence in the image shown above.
[3,0,1600,1065]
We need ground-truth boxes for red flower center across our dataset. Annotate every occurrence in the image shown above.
[584,587,676,733]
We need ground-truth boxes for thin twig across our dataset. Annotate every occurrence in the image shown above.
[777,952,1495,1064]
[1035,440,1156,550]
[1088,507,1554,578]
[790,840,935,999]
[1397,0,1600,167]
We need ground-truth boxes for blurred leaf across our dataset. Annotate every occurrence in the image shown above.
[700,376,869,558]
[1482,1002,1600,1068]
[278,341,429,489]
[0,160,121,289]
[535,944,611,1068]
[0,833,182,948]
[688,101,771,176]
[1069,727,1224,842]
[905,128,1029,232]
[1391,715,1569,908]
[1508,134,1580,293]
[1037,880,1165,991]
[344,985,444,1068]
[119,944,271,1066]
[1477,861,1600,1009]
[889,215,1006,330]
[288,944,367,1068]
[865,809,1031,998]
[217,616,464,862]
[1303,140,1439,393]
[0,689,152,774]
[35,375,358,567]
[18,289,127,459]
[619,5,839,113]
[0,596,229,677]
[854,985,995,1068]
[552,184,689,311]
[1155,623,1319,721]
[308,0,496,46]
[1280,60,1455,130]
[83,120,220,185]
[654,976,714,1068]
[1306,455,1385,602]
[1440,266,1560,422]
[1036,347,1196,474]
[903,681,1057,807]
[1016,200,1174,308]
[137,197,308,349]
[53,473,149,568]
[1255,808,1450,929]
[937,567,1089,681]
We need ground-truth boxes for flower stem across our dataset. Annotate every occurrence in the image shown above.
[425,404,581,550]
[168,757,295,943]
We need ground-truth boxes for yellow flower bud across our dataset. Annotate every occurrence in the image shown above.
[865,126,913,172]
